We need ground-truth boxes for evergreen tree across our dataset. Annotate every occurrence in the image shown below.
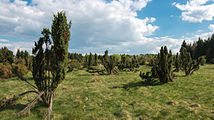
[174,53,181,72]
[140,46,173,84]
[94,53,98,66]
[1,12,72,119]
[0,47,14,64]
[88,53,93,67]
[180,47,200,76]
[24,50,31,69]
[16,49,21,58]
[206,34,214,63]
[84,54,88,68]
[102,50,117,75]
[156,46,174,83]
[180,40,187,53]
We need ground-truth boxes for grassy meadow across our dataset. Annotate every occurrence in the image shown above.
[0,64,214,120]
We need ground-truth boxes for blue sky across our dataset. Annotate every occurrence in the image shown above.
[0,0,214,54]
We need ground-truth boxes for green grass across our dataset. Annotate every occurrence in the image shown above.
[0,65,214,120]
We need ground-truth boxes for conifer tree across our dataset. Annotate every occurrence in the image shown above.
[102,50,117,75]
[94,53,98,66]
[140,46,173,84]
[16,49,21,58]
[174,53,181,72]
[156,46,174,83]
[180,47,200,76]
[88,52,93,67]
[0,47,14,64]
[2,12,71,120]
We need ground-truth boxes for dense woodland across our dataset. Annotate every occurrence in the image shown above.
[0,12,213,119]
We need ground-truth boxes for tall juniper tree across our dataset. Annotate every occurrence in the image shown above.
[1,12,71,120]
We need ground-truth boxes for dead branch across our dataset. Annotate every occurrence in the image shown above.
[46,93,53,120]
[16,91,44,117]
[0,91,39,109]
[21,77,38,90]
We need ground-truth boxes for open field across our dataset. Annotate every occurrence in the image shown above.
[0,64,214,120]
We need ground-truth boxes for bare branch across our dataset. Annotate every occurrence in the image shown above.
[16,91,44,117]
[46,93,53,120]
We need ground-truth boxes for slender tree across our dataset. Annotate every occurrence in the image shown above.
[88,52,93,67]
[174,53,181,72]
[94,53,98,66]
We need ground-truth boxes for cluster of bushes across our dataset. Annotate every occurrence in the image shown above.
[118,55,139,72]
[140,42,206,84]
[0,47,29,79]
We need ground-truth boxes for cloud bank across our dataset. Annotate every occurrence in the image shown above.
[173,0,214,22]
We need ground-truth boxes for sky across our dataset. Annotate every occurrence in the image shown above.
[0,0,214,55]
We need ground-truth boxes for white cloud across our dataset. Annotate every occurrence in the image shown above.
[0,39,34,54]
[173,0,214,22]
[0,39,9,42]
[0,0,163,54]
[1,0,213,55]
[209,24,214,31]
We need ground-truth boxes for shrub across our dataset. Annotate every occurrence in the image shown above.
[12,58,28,79]
[198,56,206,65]
[68,59,82,72]
[102,50,118,75]
[0,62,13,79]
[180,47,200,76]
[140,46,174,84]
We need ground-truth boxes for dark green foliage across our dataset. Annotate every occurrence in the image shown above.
[174,53,181,72]
[180,47,200,76]
[156,46,174,83]
[139,72,154,84]
[148,56,157,66]
[51,12,71,90]
[118,54,139,72]
[140,46,173,84]
[84,53,99,69]
[32,28,52,104]
[86,65,105,74]
[179,34,214,63]
[68,60,82,72]
[94,53,98,66]
[198,56,206,65]
[0,47,14,64]
[32,12,71,105]
[84,54,88,68]
[206,34,214,63]
[88,52,93,67]
[16,49,21,58]
[102,50,118,75]
[68,53,83,62]
[132,55,139,68]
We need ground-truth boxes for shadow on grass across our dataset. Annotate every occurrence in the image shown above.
[0,102,47,119]
[112,80,164,90]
